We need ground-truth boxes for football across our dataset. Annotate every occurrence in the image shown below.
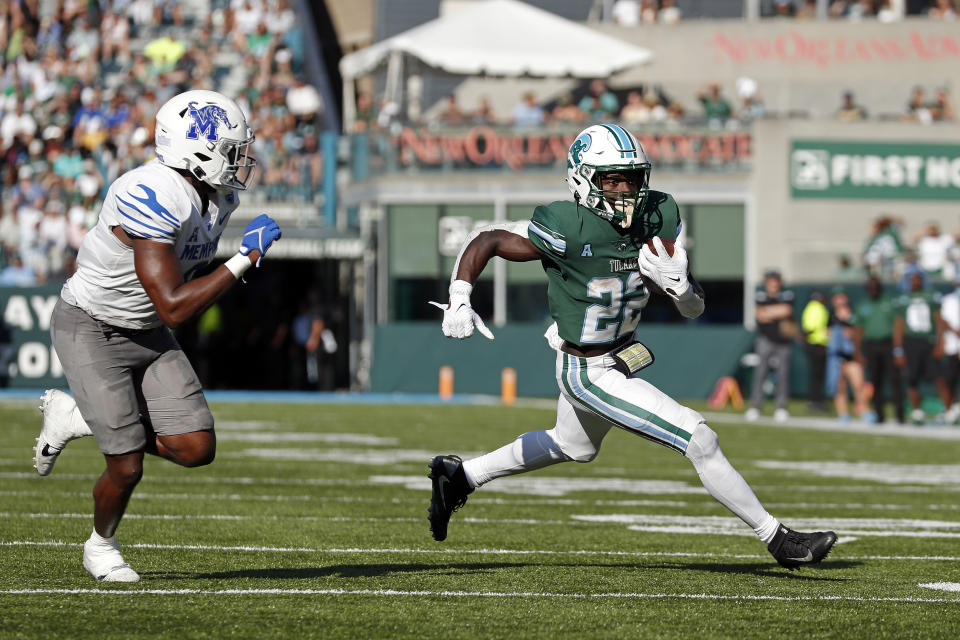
[645,237,675,257]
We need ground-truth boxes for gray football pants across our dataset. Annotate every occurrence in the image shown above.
[749,334,792,411]
[50,298,213,455]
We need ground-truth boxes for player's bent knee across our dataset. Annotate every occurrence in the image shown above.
[106,460,144,487]
[183,432,216,467]
[684,422,719,464]
[182,440,216,467]
[160,430,216,467]
[546,427,599,463]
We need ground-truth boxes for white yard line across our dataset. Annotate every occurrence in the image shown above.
[919,582,960,592]
[754,461,960,486]
[0,512,573,526]
[4,541,960,562]
[0,472,354,486]
[6,511,960,537]
[3,488,958,512]
[5,470,960,497]
[0,490,418,504]
[703,411,960,440]
[0,588,957,603]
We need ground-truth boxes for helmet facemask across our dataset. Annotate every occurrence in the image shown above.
[217,135,257,190]
[580,164,651,229]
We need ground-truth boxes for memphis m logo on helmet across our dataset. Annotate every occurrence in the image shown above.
[154,89,257,191]
[566,124,652,230]
[185,101,236,142]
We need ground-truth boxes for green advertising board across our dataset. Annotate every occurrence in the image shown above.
[790,140,960,200]
[0,286,65,388]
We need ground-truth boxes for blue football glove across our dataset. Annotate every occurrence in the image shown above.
[238,214,282,267]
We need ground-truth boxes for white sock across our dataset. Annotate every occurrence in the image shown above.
[685,424,780,543]
[462,430,570,488]
[88,529,116,547]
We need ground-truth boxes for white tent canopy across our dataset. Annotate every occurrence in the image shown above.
[339,0,654,128]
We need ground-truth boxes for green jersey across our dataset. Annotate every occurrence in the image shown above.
[893,291,942,340]
[527,191,682,348]
[854,294,897,341]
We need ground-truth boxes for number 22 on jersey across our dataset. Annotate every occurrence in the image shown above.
[580,272,649,344]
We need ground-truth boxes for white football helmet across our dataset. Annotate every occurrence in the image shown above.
[154,89,256,191]
[566,124,651,229]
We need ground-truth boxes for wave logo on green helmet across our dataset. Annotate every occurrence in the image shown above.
[570,133,592,165]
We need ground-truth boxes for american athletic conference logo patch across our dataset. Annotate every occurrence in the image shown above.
[185,101,236,142]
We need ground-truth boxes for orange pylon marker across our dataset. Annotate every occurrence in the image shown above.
[501,367,517,406]
[707,376,744,410]
[439,365,454,400]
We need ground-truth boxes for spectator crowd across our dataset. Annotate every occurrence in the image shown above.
[0,0,325,286]
[749,215,960,427]
[357,80,955,138]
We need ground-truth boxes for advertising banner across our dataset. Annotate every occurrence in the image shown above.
[0,286,64,388]
[379,128,752,171]
[791,140,960,200]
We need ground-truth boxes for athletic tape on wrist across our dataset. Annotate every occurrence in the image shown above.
[449,279,473,297]
[225,253,252,279]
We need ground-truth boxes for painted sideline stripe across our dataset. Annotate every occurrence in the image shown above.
[0,588,957,603]
[4,541,960,562]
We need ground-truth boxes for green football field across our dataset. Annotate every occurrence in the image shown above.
[1,398,959,639]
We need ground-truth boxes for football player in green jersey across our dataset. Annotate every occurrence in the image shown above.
[427,124,837,570]
[893,271,950,424]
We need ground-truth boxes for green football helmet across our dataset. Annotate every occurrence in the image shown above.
[566,124,652,229]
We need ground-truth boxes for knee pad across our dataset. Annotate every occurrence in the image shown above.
[684,422,718,464]
[546,426,598,463]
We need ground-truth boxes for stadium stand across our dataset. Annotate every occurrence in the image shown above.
[0,0,323,284]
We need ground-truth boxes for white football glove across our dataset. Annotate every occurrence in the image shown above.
[637,237,690,298]
[428,280,495,340]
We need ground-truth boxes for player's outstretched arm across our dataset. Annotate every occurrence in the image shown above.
[429,227,543,340]
[133,215,282,329]
[454,229,542,283]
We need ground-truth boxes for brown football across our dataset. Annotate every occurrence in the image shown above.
[645,237,675,257]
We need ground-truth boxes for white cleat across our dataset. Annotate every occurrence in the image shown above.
[774,408,790,423]
[83,536,140,583]
[744,407,759,422]
[34,389,92,476]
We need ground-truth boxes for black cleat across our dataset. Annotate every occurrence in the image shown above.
[427,455,474,542]
[767,524,838,570]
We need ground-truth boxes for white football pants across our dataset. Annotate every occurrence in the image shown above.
[462,351,779,541]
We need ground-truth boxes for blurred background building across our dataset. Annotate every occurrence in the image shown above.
[2,0,960,402]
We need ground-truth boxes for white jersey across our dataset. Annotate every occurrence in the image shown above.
[62,159,239,329]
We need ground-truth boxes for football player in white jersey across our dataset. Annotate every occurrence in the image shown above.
[32,89,282,582]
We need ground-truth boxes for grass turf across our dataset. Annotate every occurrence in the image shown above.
[0,400,959,639]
